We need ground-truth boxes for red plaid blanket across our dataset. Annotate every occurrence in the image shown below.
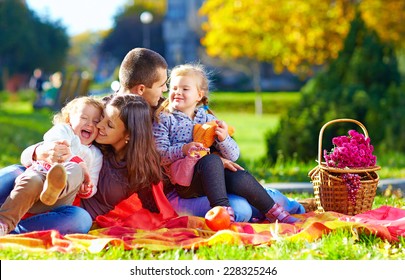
[1,186,404,253]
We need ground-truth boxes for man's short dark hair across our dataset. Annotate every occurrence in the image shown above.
[119,48,168,90]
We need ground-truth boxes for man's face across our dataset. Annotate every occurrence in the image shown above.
[141,67,168,106]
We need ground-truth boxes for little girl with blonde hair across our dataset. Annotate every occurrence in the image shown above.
[0,96,103,235]
[153,63,299,224]
[38,96,104,204]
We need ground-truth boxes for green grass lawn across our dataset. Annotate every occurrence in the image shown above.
[216,112,279,162]
[211,92,297,162]
[0,102,53,167]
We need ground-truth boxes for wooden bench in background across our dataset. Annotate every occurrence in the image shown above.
[34,71,92,110]
[57,72,92,109]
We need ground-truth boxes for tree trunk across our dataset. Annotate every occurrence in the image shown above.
[252,61,262,115]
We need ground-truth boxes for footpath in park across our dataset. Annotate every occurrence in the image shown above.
[265,178,405,194]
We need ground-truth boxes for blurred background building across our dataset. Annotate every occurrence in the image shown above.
[162,0,303,91]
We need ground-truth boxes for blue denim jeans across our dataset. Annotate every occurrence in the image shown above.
[0,165,25,204]
[167,190,253,222]
[12,205,92,234]
[167,187,305,223]
[169,154,305,222]
[1,165,305,231]
[0,164,92,234]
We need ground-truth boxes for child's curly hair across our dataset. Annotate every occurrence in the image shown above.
[52,96,104,125]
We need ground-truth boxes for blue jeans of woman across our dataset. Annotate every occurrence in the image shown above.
[0,164,92,234]
[1,164,304,228]
[167,188,305,222]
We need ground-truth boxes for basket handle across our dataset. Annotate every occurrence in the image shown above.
[317,119,369,165]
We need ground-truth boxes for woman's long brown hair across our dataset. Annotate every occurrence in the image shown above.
[106,94,162,192]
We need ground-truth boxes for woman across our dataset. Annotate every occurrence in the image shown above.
[0,94,172,235]
[80,94,165,220]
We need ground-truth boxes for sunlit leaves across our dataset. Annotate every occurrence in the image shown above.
[199,0,405,76]
[360,0,405,48]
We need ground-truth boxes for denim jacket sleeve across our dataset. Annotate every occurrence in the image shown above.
[214,135,240,161]
[153,113,185,166]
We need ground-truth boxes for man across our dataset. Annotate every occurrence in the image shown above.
[116,48,168,107]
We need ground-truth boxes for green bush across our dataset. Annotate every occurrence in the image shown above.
[266,12,403,163]
[0,101,52,167]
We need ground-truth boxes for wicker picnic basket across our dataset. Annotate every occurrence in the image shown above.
[308,119,381,216]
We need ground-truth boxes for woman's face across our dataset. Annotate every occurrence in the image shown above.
[96,104,129,153]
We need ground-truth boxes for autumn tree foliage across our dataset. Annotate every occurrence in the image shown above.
[199,0,405,76]
[200,0,405,162]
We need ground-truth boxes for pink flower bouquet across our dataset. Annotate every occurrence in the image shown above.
[323,129,377,169]
[323,130,377,205]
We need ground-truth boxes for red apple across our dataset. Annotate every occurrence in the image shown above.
[205,206,231,231]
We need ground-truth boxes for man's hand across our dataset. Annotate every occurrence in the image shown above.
[220,157,244,172]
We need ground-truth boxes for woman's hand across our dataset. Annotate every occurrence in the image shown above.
[220,157,244,172]
[36,140,71,164]
[79,162,92,188]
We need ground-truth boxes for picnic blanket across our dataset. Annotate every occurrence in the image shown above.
[1,191,404,253]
